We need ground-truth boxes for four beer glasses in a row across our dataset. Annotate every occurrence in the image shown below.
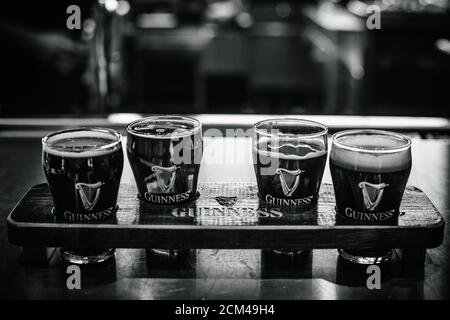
[42,117,412,265]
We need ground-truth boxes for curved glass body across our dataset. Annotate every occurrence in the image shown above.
[330,129,412,264]
[127,116,203,204]
[42,127,124,264]
[253,118,328,208]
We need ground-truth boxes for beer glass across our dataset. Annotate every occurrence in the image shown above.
[127,116,203,204]
[42,128,124,264]
[253,118,328,208]
[330,129,412,264]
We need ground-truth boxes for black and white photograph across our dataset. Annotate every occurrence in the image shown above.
[0,0,449,310]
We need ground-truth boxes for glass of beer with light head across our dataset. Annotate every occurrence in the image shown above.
[330,129,412,264]
[42,128,124,264]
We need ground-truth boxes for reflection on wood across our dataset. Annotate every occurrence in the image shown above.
[7,183,445,250]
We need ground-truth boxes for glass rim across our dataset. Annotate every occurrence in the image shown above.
[332,129,411,154]
[126,115,201,139]
[253,118,328,139]
[42,127,122,152]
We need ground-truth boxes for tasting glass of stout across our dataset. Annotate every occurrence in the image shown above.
[126,115,203,205]
[253,118,328,208]
[42,128,124,264]
[127,116,202,257]
[253,118,328,254]
[330,129,412,264]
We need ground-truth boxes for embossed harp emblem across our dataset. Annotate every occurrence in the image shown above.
[359,182,389,211]
[152,165,178,193]
[75,182,104,211]
[215,196,238,207]
[276,168,305,197]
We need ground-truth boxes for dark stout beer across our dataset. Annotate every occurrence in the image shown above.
[253,119,328,208]
[330,129,412,264]
[330,131,411,221]
[127,116,202,204]
[43,128,124,221]
[254,139,327,207]
[42,128,124,264]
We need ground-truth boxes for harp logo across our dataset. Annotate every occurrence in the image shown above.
[215,196,238,207]
[75,182,104,211]
[152,165,178,193]
[359,182,389,211]
[276,168,305,197]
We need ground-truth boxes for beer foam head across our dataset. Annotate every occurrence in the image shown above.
[127,116,201,139]
[254,118,328,160]
[42,128,122,158]
[256,137,327,160]
[331,130,412,173]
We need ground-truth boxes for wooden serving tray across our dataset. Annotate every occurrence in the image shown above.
[7,183,445,252]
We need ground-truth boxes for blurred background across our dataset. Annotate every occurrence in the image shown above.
[0,0,449,118]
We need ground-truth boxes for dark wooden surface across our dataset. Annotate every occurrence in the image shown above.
[0,134,449,299]
[7,183,444,249]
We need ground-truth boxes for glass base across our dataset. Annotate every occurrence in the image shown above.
[338,249,394,265]
[61,248,115,264]
[150,249,185,258]
[272,249,306,256]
